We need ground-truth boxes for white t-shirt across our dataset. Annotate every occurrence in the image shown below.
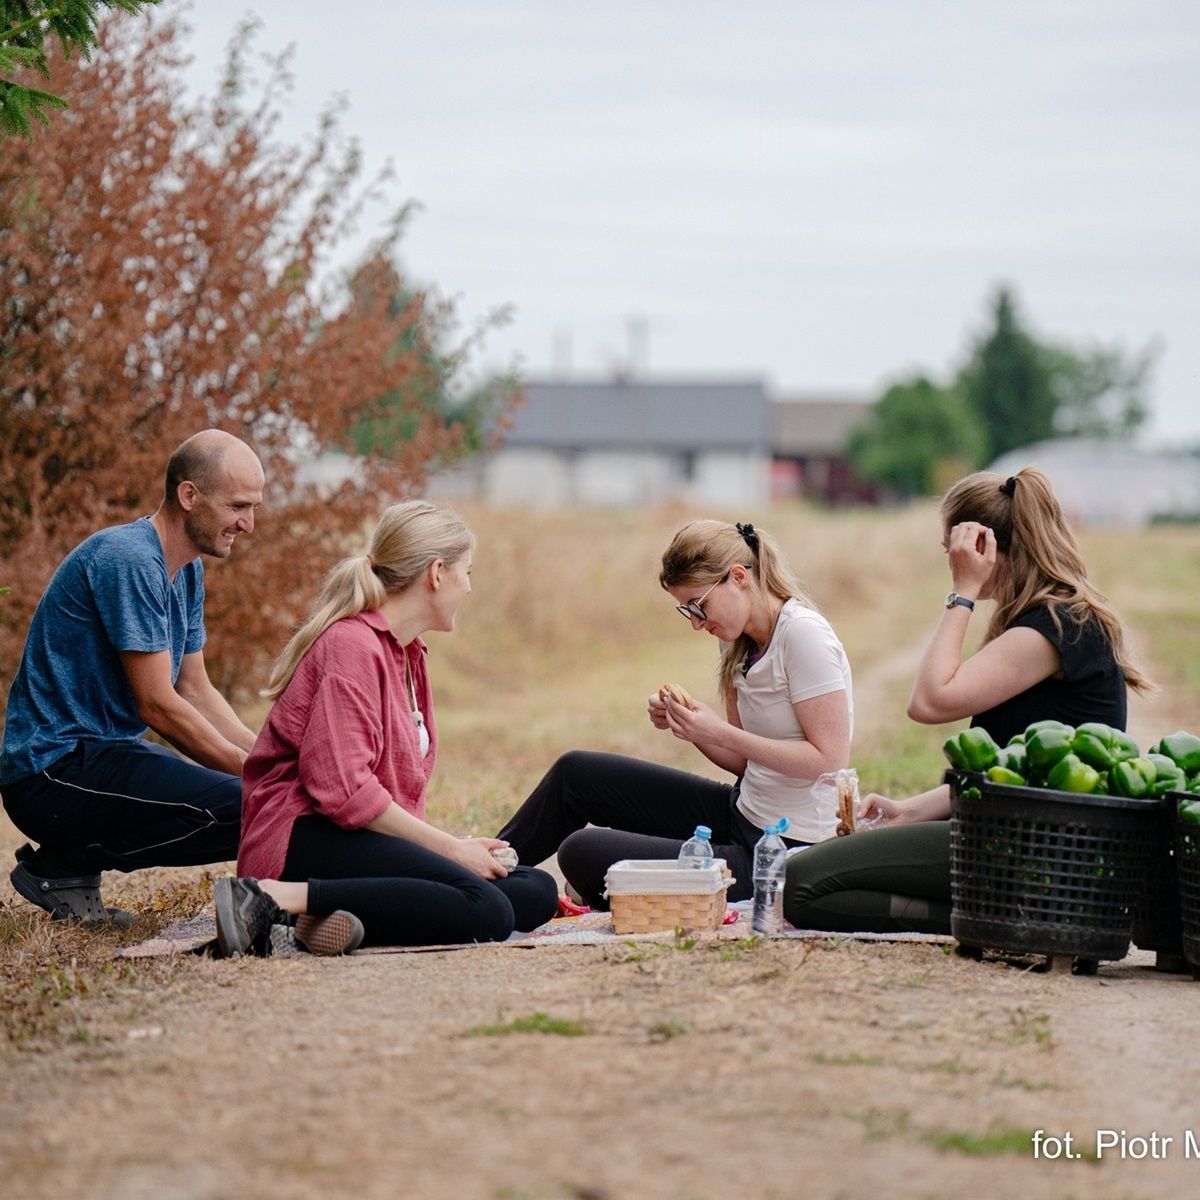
[732,599,853,843]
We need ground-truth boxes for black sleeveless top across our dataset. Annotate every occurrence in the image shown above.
[970,604,1127,747]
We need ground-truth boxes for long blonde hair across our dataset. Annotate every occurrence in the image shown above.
[263,500,474,700]
[941,467,1149,693]
[659,519,813,697]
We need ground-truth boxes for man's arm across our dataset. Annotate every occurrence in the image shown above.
[174,651,257,751]
[120,650,249,774]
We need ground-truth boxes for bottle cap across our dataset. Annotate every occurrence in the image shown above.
[769,817,790,835]
[694,825,712,839]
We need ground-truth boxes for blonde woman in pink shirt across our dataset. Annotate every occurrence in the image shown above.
[214,501,558,957]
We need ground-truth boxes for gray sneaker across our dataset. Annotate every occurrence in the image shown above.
[213,877,286,958]
[294,910,365,956]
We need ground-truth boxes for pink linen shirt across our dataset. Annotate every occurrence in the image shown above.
[238,610,437,880]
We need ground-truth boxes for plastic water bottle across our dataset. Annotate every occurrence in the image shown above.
[678,825,714,869]
[751,817,790,934]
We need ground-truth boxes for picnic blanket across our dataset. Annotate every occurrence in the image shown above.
[116,900,952,960]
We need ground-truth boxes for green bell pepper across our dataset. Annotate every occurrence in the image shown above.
[1025,726,1076,779]
[1109,755,1156,799]
[1023,719,1074,741]
[1149,731,1200,775]
[1146,753,1186,798]
[1178,797,1200,825]
[1007,733,1026,746]
[1045,753,1100,794]
[943,727,1000,773]
[997,743,1027,776]
[986,766,1027,787]
[1072,723,1140,771]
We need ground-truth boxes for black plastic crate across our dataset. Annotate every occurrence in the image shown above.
[1169,792,1200,977]
[947,771,1161,962]
[1131,802,1184,967]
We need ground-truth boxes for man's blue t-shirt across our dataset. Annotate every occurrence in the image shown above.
[0,518,205,785]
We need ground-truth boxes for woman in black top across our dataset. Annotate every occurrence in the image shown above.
[783,466,1149,935]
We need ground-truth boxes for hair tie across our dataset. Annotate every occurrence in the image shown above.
[365,553,379,575]
[735,522,759,555]
[999,476,1017,499]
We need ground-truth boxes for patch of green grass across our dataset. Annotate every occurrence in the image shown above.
[992,1070,1060,1092]
[647,1018,692,1042]
[671,929,699,951]
[918,1057,979,1076]
[1006,1007,1054,1047]
[462,1012,587,1038]
[845,1107,912,1141]
[923,1126,1036,1157]
[718,934,766,961]
[607,940,654,964]
[810,1051,886,1068]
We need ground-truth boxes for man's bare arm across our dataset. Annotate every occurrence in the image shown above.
[121,650,247,774]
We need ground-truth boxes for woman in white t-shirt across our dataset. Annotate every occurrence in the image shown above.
[496,519,853,907]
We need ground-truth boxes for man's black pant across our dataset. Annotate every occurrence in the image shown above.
[2,738,241,876]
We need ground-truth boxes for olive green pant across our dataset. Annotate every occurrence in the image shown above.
[783,821,952,935]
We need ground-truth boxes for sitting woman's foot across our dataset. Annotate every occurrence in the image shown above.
[214,877,286,959]
[294,910,365,956]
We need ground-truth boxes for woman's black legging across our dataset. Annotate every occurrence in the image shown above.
[497,750,805,909]
[281,815,559,947]
[783,821,953,935]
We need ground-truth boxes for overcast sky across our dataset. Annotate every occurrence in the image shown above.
[175,1,1199,441]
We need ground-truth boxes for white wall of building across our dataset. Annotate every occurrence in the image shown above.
[441,447,772,508]
[483,447,573,507]
[573,450,675,505]
[686,451,770,509]
[990,440,1200,527]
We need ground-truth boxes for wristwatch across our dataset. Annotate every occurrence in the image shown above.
[945,592,975,611]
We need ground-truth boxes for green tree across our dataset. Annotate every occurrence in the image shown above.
[957,286,1154,460]
[1042,340,1156,438]
[344,260,520,462]
[847,376,983,498]
[0,0,159,138]
[958,287,1057,462]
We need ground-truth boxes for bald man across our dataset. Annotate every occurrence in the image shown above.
[1,431,265,925]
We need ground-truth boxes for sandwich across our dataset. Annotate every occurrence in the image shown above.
[659,682,699,711]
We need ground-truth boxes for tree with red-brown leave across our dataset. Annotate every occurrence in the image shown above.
[0,13,508,705]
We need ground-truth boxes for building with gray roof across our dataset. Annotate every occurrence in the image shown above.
[438,378,773,507]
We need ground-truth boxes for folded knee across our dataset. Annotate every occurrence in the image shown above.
[474,887,516,943]
[556,828,592,882]
[551,749,596,786]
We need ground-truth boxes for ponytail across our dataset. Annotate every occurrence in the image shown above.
[660,519,814,698]
[941,468,1150,693]
[262,500,474,700]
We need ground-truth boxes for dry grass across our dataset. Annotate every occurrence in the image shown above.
[3,501,1200,1050]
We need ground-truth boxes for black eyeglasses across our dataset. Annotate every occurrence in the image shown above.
[675,575,727,621]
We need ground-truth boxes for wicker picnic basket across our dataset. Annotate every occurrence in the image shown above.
[604,859,734,934]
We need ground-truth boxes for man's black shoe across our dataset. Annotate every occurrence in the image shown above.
[10,844,135,928]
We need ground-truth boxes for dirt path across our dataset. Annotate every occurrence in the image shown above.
[3,588,1197,1199]
[1,933,1197,1200]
